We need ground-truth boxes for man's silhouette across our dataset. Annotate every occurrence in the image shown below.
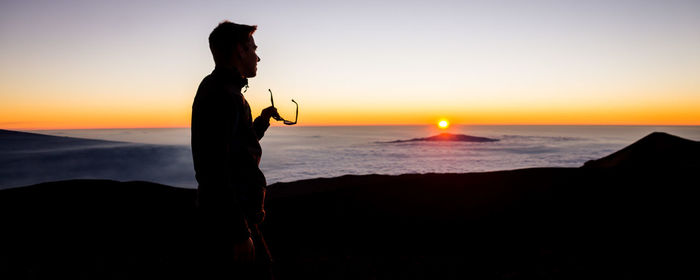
[191,21,277,279]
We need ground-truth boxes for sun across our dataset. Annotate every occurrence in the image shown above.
[438,119,449,129]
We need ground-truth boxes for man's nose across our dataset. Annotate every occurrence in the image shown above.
[257,55,261,62]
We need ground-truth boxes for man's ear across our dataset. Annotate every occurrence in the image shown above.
[234,43,246,59]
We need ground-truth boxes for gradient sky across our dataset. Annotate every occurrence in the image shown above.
[1,0,699,129]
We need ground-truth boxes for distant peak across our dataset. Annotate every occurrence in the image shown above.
[384,133,499,143]
[583,132,699,169]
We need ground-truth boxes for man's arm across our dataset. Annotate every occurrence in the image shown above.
[252,116,270,141]
[252,106,278,140]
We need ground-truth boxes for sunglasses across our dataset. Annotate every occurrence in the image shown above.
[269,89,298,125]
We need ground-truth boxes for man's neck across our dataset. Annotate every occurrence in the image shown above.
[215,64,245,78]
[213,66,248,90]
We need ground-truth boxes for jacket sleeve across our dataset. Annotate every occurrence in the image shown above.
[192,92,251,242]
[252,115,270,140]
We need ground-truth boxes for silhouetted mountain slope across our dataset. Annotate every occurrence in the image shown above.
[1,132,697,279]
[583,132,700,169]
[0,129,128,153]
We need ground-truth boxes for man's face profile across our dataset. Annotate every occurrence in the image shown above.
[236,36,260,78]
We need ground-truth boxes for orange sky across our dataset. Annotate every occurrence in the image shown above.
[3,98,698,130]
[2,1,699,130]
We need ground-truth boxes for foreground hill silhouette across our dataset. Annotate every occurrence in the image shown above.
[1,132,698,279]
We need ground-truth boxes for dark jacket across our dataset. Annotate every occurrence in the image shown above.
[191,67,269,242]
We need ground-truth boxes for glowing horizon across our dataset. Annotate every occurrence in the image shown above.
[4,102,700,131]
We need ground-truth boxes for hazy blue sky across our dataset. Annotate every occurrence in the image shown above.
[1,0,699,128]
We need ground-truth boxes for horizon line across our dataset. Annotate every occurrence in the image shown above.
[10,123,700,131]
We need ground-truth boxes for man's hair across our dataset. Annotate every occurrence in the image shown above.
[209,21,257,61]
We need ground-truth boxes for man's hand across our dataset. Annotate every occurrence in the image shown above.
[233,237,255,263]
[260,106,280,121]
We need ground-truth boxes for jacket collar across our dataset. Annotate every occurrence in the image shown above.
[212,66,248,90]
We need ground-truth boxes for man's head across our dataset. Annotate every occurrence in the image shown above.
[209,21,260,78]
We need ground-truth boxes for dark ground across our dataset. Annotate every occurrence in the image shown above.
[0,132,698,279]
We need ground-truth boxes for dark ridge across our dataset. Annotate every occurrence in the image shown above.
[0,129,131,153]
[384,132,499,143]
[582,131,700,169]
